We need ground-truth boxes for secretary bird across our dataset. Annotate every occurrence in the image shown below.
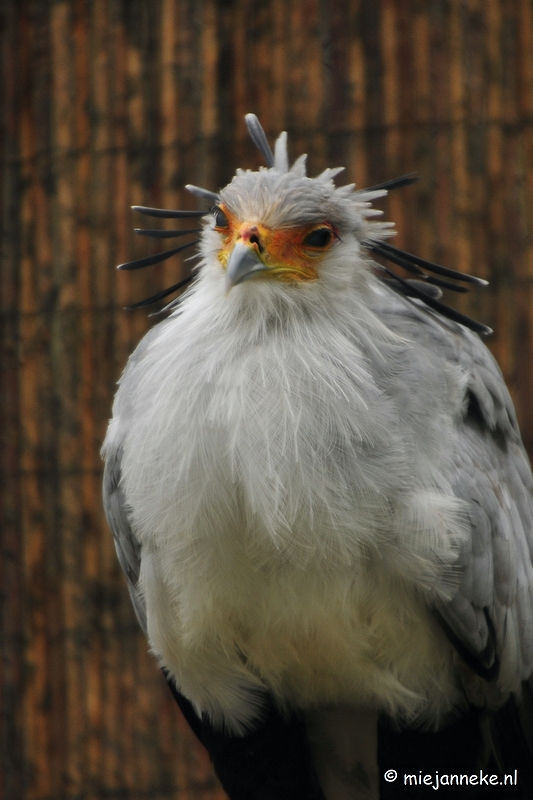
[102,115,533,799]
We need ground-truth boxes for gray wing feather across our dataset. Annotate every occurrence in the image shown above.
[439,333,533,691]
[375,294,533,689]
[445,332,533,685]
[103,443,147,633]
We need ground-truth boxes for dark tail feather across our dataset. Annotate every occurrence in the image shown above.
[379,706,487,798]
[378,691,533,799]
[487,686,533,796]
[162,670,325,800]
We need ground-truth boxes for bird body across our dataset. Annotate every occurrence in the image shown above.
[103,116,533,798]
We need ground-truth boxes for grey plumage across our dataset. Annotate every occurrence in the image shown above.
[375,296,533,690]
[102,116,533,799]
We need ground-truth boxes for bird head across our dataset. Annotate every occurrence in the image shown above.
[212,195,340,292]
[124,114,489,335]
[197,115,394,297]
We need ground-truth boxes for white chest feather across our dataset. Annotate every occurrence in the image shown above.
[114,286,467,733]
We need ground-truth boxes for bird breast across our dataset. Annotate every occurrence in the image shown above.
[116,290,466,731]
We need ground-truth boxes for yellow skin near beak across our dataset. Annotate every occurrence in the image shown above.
[216,204,337,286]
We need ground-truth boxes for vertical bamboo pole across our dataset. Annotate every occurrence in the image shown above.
[0,1,25,795]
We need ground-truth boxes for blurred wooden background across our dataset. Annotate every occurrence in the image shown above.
[2,0,533,797]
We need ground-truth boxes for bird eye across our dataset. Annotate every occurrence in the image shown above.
[303,227,333,248]
[213,207,229,229]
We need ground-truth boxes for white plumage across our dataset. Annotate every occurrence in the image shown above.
[103,116,533,799]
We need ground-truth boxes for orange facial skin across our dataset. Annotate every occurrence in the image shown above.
[215,204,338,283]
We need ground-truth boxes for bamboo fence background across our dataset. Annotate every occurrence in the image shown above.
[1,1,533,798]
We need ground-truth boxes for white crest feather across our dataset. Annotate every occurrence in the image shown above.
[274,131,289,173]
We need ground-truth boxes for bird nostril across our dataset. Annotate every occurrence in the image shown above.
[249,234,263,252]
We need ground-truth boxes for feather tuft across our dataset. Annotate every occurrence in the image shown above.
[316,167,345,183]
[117,240,199,271]
[274,131,289,173]
[364,173,419,193]
[132,205,209,219]
[378,262,493,336]
[290,153,308,177]
[367,239,488,286]
[134,228,201,239]
[245,114,275,167]
[125,274,196,310]
[185,184,221,205]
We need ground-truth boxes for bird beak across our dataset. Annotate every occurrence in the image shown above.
[225,242,268,292]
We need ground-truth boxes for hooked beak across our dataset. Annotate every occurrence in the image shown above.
[225,242,269,292]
